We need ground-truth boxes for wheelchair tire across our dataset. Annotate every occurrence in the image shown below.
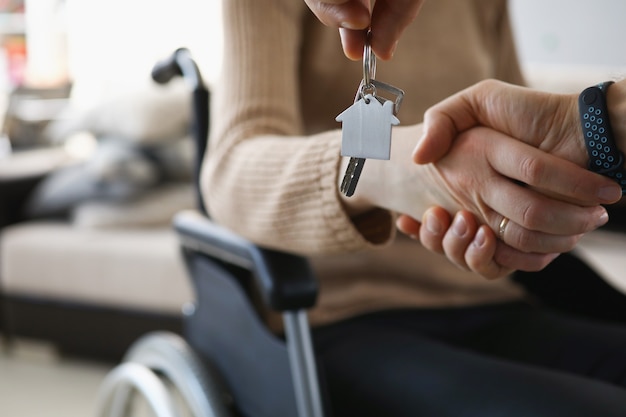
[122,331,235,417]
[95,362,179,417]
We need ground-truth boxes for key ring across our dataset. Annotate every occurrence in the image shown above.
[362,30,376,88]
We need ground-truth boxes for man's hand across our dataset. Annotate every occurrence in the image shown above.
[415,80,585,166]
[397,79,626,279]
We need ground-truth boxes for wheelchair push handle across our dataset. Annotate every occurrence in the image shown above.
[152,48,210,215]
[152,47,204,91]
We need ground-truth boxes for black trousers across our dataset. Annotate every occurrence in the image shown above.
[313,253,626,417]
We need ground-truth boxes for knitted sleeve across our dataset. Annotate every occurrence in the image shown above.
[201,0,394,255]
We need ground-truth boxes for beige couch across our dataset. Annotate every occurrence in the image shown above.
[0,80,198,360]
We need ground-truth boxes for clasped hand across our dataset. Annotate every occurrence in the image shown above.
[397,80,623,278]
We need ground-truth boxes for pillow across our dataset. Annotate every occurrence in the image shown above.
[44,78,192,145]
[25,140,160,218]
[72,183,195,228]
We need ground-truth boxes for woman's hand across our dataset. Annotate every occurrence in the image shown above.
[396,207,522,279]
[303,0,424,60]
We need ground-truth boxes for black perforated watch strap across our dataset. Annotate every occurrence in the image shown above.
[578,81,626,193]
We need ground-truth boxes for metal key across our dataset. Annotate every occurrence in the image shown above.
[336,39,404,197]
[340,156,366,197]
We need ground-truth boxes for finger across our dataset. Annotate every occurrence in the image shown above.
[403,211,561,279]
[413,82,506,164]
[413,109,457,164]
[494,244,561,273]
[369,0,424,60]
[339,28,367,60]
[489,205,589,254]
[483,130,621,206]
[413,84,487,164]
[465,226,561,278]
[441,211,478,270]
[476,178,601,253]
[447,128,614,244]
[413,80,587,169]
[482,178,606,241]
[396,213,422,238]
[464,225,512,279]
[433,129,610,250]
[413,80,527,166]
[303,0,371,60]
[418,206,452,254]
[469,184,601,254]
[304,0,370,28]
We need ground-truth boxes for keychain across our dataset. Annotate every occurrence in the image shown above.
[336,32,405,197]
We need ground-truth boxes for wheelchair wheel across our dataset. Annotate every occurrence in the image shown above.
[96,361,180,417]
[111,331,235,417]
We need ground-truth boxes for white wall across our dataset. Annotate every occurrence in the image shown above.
[24,0,626,100]
[509,0,626,91]
[62,0,223,106]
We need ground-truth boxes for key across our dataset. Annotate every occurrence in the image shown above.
[336,82,404,196]
[340,156,366,197]
[336,31,404,197]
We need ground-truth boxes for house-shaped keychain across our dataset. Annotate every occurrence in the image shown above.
[336,94,400,160]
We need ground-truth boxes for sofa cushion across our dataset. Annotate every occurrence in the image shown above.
[72,183,195,229]
[0,222,194,314]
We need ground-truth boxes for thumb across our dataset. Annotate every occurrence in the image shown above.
[413,109,458,164]
[413,83,487,164]
[305,0,370,28]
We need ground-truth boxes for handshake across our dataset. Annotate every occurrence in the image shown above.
[378,79,625,279]
[305,0,626,278]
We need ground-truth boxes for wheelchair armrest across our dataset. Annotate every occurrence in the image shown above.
[173,210,318,311]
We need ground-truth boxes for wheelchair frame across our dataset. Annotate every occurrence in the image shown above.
[96,48,327,417]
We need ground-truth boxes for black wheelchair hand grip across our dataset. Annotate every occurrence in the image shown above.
[152,48,204,91]
[151,52,183,84]
[173,211,318,311]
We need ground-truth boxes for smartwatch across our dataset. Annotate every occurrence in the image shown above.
[578,81,626,194]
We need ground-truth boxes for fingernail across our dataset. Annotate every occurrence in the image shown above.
[340,21,360,30]
[596,208,609,227]
[389,41,398,58]
[412,131,427,163]
[452,214,468,238]
[473,227,486,248]
[425,212,442,235]
[598,185,622,202]
[418,125,428,142]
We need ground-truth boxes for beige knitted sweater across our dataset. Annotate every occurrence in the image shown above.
[202,0,529,328]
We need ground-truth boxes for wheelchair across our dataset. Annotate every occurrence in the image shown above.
[95,48,327,417]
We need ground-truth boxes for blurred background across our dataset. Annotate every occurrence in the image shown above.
[1,1,625,416]
[0,0,222,153]
[510,0,626,91]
